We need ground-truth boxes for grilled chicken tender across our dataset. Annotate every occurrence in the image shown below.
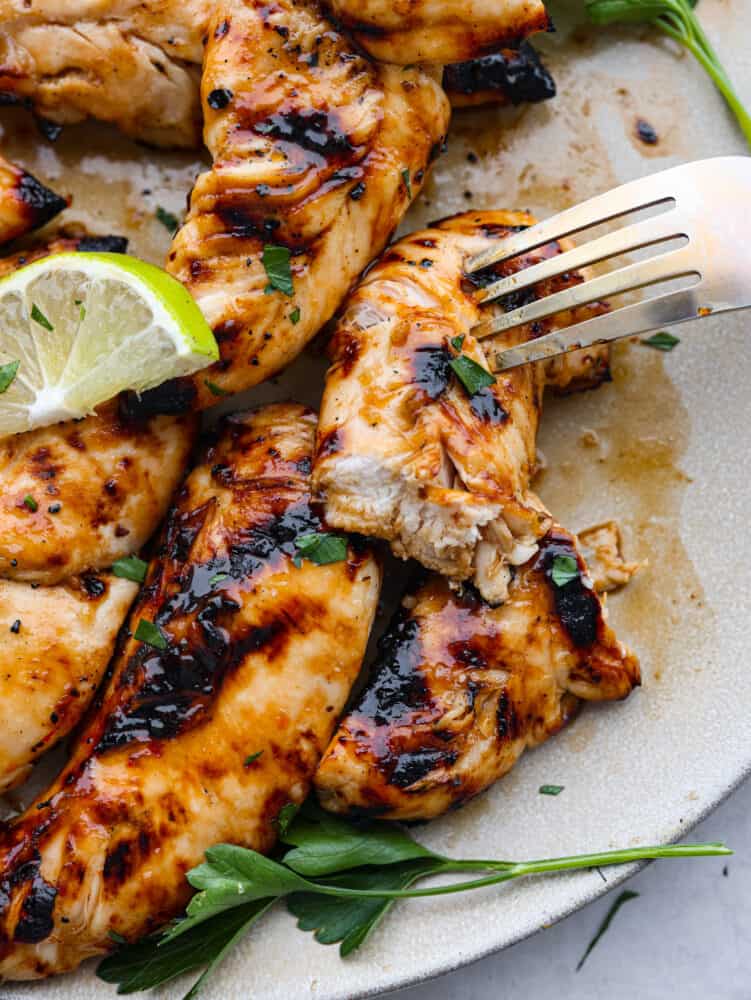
[0,403,380,980]
[323,0,550,64]
[0,1,205,147]
[0,232,195,788]
[315,525,639,821]
[578,520,642,593]
[0,574,137,792]
[154,0,450,410]
[0,155,65,245]
[312,211,609,605]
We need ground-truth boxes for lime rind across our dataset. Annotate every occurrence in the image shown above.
[0,253,219,437]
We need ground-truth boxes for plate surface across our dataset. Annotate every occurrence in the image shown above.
[2,3,750,997]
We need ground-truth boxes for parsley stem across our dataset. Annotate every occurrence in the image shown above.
[308,843,729,900]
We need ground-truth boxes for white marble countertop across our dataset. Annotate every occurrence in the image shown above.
[389,777,749,1000]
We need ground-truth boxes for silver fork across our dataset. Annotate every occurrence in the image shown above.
[466,156,751,372]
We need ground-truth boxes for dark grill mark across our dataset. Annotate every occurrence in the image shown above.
[77,235,128,254]
[443,43,556,105]
[207,88,233,110]
[0,857,57,944]
[120,377,196,418]
[412,345,452,400]
[536,532,600,648]
[17,173,66,225]
[469,388,509,424]
[356,614,428,728]
[94,501,322,753]
[496,689,520,742]
[253,109,353,158]
[81,574,106,599]
[215,205,281,240]
[390,747,457,788]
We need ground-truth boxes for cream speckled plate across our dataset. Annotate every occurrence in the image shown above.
[2,3,750,997]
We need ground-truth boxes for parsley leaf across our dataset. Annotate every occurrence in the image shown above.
[244,751,263,766]
[31,304,53,331]
[22,494,38,512]
[0,360,19,394]
[209,572,229,587]
[262,244,294,296]
[642,331,680,351]
[289,306,301,324]
[134,619,168,650]
[400,167,412,198]
[586,0,751,147]
[111,555,148,583]
[539,784,565,796]
[294,532,348,566]
[551,555,579,588]
[450,335,465,351]
[156,206,179,234]
[576,890,639,971]
[449,354,496,396]
[204,379,230,397]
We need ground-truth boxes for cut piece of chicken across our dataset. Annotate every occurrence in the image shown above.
[0,397,196,584]
[0,154,66,245]
[443,42,556,109]
[315,524,640,821]
[0,233,129,278]
[322,0,550,65]
[0,403,381,980]
[0,1,205,147]
[577,520,642,593]
[148,0,450,410]
[312,211,610,604]
[0,573,137,792]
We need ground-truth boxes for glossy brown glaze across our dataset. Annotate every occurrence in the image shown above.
[153,0,450,409]
[314,524,639,821]
[312,210,609,604]
[0,403,380,980]
[324,0,550,64]
[0,155,65,245]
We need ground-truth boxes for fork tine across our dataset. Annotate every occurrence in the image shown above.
[472,211,691,306]
[490,286,702,372]
[466,167,684,274]
[473,246,698,340]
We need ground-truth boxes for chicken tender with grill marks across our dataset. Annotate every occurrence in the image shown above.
[0,403,380,980]
[323,0,550,65]
[0,155,66,245]
[152,0,449,410]
[0,1,205,147]
[312,211,610,605]
[315,525,639,821]
[0,397,195,584]
[0,573,137,792]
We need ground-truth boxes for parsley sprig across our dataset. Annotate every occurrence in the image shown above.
[98,801,729,997]
[586,0,751,147]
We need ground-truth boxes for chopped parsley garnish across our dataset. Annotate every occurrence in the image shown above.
[134,619,168,650]
[551,555,579,588]
[262,244,294,296]
[576,890,639,970]
[30,304,53,331]
[449,354,496,396]
[244,751,264,766]
[450,335,465,351]
[642,331,680,352]
[289,306,301,325]
[111,555,148,583]
[22,494,38,512]
[539,784,565,796]
[294,532,348,566]
[400,167,413,198]
[209,572,229,587]
[156,206,179,234]
[0,360,19,394]
[204,379,230,397]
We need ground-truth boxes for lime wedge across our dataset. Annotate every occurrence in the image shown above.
[0,252,218,436]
